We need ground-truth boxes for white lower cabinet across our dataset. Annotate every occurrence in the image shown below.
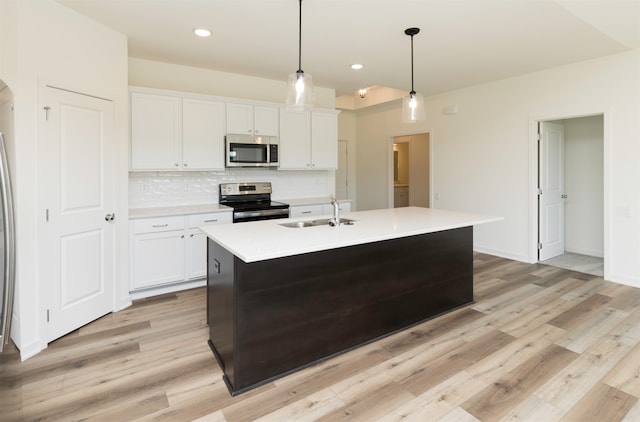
[133,228,186,289]
[322,201,351,215]
[130,211,232,294]
[186,227,208,280]
[289,204,324,218]
[290,201,352,219]
[185,212,232,280]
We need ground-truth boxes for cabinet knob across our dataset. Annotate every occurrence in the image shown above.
[184,162,188,167]
[174,163,179,167]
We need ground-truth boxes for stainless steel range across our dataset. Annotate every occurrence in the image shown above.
[219,182,289,223]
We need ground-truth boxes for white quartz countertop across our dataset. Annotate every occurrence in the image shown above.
[129,204,232,219]
[200,206,502,263]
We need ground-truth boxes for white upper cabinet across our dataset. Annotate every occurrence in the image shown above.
[311,111,339,170]
[279,109,311,170]
[130,91,225,171]
[182,99,225,170]
[130,92,182,170]
[279,109,339,170]
[226,103,279,136]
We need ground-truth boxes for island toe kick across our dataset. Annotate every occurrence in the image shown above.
[206,226,473,395]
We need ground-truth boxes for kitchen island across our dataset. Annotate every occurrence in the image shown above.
[201,207,500,395]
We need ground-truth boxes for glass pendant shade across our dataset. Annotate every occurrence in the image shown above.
[287,70,313,109]
[402,91,425,123]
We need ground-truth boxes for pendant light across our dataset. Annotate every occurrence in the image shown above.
[286,0,313,109]
[402,27,425,123]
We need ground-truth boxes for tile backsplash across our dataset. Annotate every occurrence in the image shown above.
[129,169,334,208]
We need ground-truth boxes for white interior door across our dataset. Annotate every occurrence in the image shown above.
[539,121,565,261]
[40,86,115,342]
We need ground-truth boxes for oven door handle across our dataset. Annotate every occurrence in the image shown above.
[234,209,289,219]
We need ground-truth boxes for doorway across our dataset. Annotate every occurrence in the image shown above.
[537,115,604,277]
[391,133,430,208]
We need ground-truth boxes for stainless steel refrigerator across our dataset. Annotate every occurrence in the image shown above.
[0,132,15,353]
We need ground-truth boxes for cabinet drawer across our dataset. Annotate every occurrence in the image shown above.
[133,215,185,234]
[322,201,351,215]
[289,204,324,218]
[188,212,232,227]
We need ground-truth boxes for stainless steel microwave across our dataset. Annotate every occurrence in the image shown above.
[225,134,279,168]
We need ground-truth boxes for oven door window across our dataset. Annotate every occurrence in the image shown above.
[229,143,268,164]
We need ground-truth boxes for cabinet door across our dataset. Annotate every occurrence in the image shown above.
[185,212,231,280]
[186,228,207,280]
[133,230,185,289]
[311,111,338,170]
[279,109,311,170]
[130,93,181,170]
[226,103,253,135]
[254,106,279,136]
[182,99,225,170]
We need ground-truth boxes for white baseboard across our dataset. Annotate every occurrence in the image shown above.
[18,338,45,361]
[564,246,604,258]
[473,245,530,264]
[129,278,206,300]
[606,272,640,288]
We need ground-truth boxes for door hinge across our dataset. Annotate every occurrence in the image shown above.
[536,133,541,141]
[47,309,50,322]
[537,188,542,196]
[537,242,542,250]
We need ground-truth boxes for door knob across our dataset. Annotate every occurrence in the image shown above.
[105,213,115,222]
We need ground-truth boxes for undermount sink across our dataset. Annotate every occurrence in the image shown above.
[279,218,355,228]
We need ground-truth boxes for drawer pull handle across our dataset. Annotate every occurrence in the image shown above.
[301,211,312,214]
[152,224,169,228]
[203,219,218,223]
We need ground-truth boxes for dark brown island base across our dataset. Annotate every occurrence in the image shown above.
[206,225,474,396]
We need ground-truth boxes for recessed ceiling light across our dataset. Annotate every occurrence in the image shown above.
[194,28,212,37]
[351,64,364,70]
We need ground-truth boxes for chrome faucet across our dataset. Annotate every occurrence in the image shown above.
[329,194,340,226]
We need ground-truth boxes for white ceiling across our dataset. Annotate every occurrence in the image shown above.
[56,0,639,97]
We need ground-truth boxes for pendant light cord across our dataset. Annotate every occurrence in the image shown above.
[298,0,303,73]
[405,27,420,95]
[410,33,415,94]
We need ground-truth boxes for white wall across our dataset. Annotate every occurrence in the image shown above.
[352,50,640,287]
[0,0,129,359]
[129,58,336,109]
[559,116,605,257]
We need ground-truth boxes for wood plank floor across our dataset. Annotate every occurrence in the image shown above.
[2,253,639,421]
